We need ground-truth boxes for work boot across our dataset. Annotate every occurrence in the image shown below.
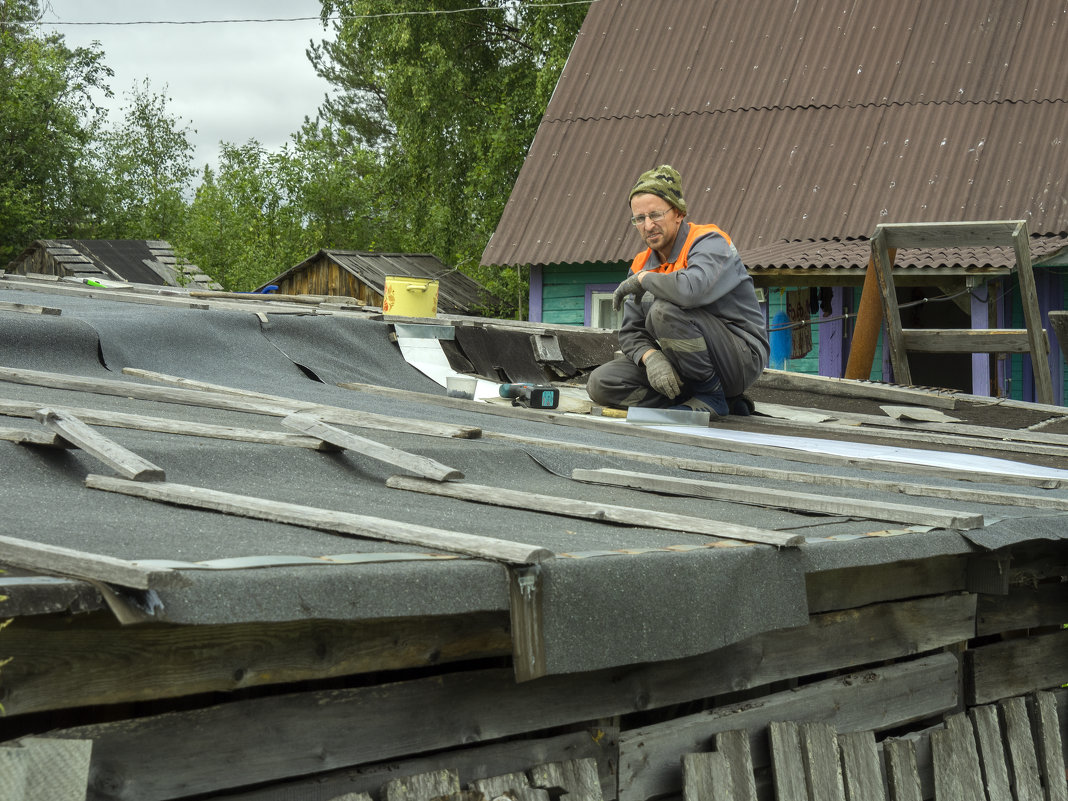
[670,378,728,418]
[727,394,755,416]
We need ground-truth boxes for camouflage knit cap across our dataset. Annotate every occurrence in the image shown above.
[629,164,687,214]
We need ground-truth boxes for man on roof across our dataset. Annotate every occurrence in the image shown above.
[587,164,769,417]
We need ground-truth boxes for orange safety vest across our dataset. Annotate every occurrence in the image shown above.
[629,222,733,275]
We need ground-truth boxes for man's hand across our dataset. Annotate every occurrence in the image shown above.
[612,273,644,311]
[643,350,681,399]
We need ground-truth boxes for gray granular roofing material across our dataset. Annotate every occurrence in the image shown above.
[1,286,1065,675]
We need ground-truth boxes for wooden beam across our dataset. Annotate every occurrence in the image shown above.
[282,413,462,481]
[34,408,165,481]
[0,426,73,448]
[571,468,985,531]
[85,474,553,565]
[754,368,958,409]
[0,366,481,440]
[876,220,1024,249]
[964,629,1068,704]
[0,533,188,590]
[0,610,511,716]
[0,398,339,451]
[901,328,1039,353]
[0,299,61,315]
[385,475,804,548]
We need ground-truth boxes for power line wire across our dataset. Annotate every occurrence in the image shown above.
[42,0,597,27]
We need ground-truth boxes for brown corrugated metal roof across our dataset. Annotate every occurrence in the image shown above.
[484,0,1068,268]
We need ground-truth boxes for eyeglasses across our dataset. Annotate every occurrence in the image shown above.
[630,209,671,226]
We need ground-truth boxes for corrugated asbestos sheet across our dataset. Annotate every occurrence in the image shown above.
[483,0,1068,268]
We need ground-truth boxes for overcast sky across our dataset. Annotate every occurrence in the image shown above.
[42,1,335,173]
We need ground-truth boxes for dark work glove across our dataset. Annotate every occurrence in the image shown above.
[643,350,681,399]
[612,273,644,311]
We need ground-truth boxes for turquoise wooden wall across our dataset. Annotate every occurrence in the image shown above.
[542,263,628,325]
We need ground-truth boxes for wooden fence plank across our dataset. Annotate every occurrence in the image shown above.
[618,653,960,801]
[1002,696,1045,801]
[1031,691,1068,801]
[529,758,603,801]
[714,729,757,801]
[572,467,985,530]
[935,713,987,801]
[384,769,459,801]
[283,413,463,481]
[769,721,808,800]
[85,474,553,566]
[839,730,886,801]
[385,475,804,548]
[470,772,550,801]
[0,738,92,801]
[803,722,845,801]
[969,704,1012,801]
[682,752,733,801]
[35,408,165,481]
[884,739,923,801]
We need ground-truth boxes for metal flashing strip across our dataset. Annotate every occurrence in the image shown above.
[392,322,456,340]
[134,552,462,571]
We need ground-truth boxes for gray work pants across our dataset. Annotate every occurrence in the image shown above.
[587,299,765,408]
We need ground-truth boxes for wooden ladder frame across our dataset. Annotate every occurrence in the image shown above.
[870,220,1053,404]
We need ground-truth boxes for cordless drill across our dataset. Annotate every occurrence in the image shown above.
[498,383,560,409]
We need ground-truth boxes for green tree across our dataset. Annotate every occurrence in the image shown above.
[310,0,589,316]
[0,0,113,261]
[98,79,196,240]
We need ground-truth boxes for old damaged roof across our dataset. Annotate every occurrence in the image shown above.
[1,274,1067,678]
[482,0,1068,269]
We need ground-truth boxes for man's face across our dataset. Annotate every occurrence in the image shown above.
[630,193,683,257]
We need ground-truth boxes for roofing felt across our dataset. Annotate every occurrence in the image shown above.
[483,0,1068,268]
[2,278,1067,676]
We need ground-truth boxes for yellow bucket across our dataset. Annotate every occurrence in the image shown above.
[382,276,439,317]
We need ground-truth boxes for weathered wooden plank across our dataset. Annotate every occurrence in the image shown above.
[877,220,1023,249]
[803,722,845,801]
[806,555,968,613]
[1002,696,1045,801]
[529,758,603,801]
[1032,691,1068,801]
[770,721,808,801]
[682,751,733,801]
[384,769,459,801]
[0,425,74,447]
[969,704,1012,801]
[488,430,1067,491]
[34,408,165,481]
[0,299,62,315]
[714,729,757,801]
[976,583,1068,636]
[0,533,187,590]
[932,713,986,801]
[85,474,554,565]
[884,739,922,801]
[572,467,985,530]
[0,398,340,450]
[470,772,549,801]
[217,728,615,801]
[0,366,482,440]
[617,653,960,801]
[385,475,804,548]
[282,413,463,481]
[0,276,211,308]
[0,738,92,801]
[965,629,1068,704]
[902,328,1036,353]
[0,610,510,716]
[838,730,886,801]
[754,367,959,408]
[509,564,547,682]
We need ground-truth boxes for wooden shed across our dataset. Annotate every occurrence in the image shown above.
[260,250,500,316]
[7,239,222,290]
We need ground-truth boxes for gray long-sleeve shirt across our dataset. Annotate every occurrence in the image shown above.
[619,221,770,365]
